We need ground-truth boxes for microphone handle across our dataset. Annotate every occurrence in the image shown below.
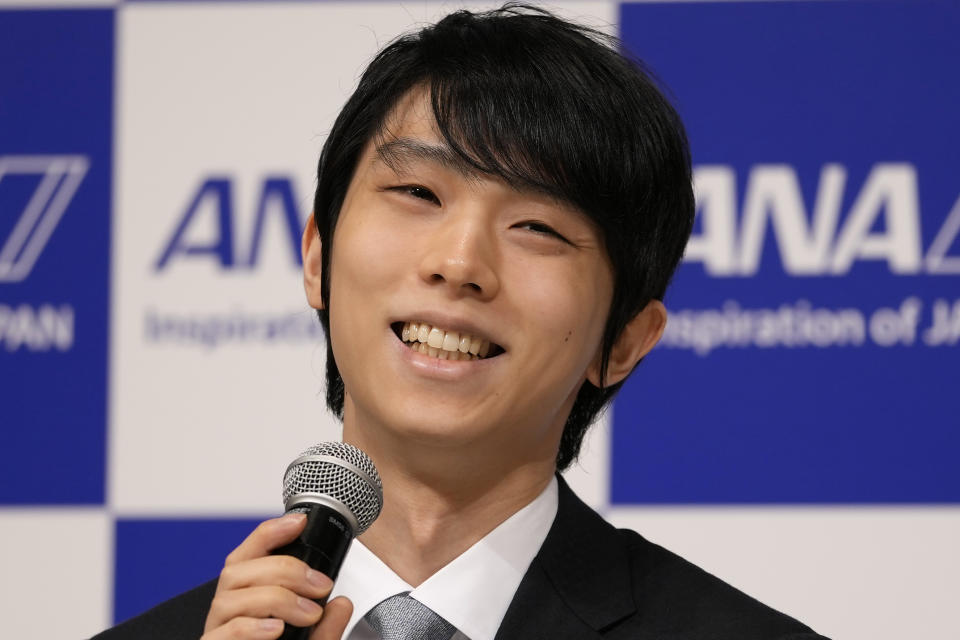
[272,503,355,640]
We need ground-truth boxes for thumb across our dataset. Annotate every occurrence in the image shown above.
[310,596,353,640]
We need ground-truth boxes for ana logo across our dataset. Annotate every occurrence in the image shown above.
[687,163,960,276]
[155,176,305,271]
[0,155,89,283]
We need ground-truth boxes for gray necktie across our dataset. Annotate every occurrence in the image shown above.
[364,592,457,640]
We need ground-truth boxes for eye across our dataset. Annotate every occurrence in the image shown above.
[515,221,570,244]
[390,184,441,205]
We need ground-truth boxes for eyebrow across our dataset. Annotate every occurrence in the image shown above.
[374,138,481,180]
[373,136,577,213]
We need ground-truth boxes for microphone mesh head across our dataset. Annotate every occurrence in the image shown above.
[282,442,383,534]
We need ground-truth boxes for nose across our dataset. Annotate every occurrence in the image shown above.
[417,211,500,300]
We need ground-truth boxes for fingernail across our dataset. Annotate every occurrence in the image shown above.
[306,568,332,589]
[279,513,305,528]
[259,618,283,631]
[298,596,323,613]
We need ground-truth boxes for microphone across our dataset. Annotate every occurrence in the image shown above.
[272,442,383,640]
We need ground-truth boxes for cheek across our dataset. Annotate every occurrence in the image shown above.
[512,259,612,360]
[327,218,392,358]
[331,210,414,293]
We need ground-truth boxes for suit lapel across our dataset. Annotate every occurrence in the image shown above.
[495,475,636,638]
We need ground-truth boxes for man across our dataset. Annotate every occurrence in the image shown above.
[95,5,828,640]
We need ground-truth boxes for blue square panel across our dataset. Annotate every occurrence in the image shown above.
[613,1,960,503]
[114,518,266,624]
[0,10,114,504]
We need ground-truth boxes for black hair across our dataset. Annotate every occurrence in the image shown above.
[312,4,694,470]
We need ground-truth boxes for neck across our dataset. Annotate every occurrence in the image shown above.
[342,405,558,586]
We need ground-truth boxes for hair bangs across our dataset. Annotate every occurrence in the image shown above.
[417,16,630,218]
[425,77,577,209]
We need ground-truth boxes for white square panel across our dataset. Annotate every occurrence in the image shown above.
[0,509,112,639]
[608,506,960,640]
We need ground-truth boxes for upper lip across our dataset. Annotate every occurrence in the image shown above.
[391,311,506,351]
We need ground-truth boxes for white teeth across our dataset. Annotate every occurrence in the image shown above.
[400,321,497,361]
[442,331,460,352]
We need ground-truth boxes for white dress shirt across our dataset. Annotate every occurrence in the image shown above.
[329,476,559,640]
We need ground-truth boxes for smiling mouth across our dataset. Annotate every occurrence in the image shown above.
[392,322,505,361]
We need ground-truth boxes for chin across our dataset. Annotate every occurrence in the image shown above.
[389,415,488,449]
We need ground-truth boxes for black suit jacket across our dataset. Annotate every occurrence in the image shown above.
[92,477,829,639]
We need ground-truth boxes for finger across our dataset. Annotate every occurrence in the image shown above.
[218,554,334,600]
[201,616,284,640]
[206,585,325,631]
[310,596,353,640]
[226,514,306,565]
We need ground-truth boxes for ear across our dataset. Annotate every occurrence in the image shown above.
[586,300,667,387]
[302,217,324,310]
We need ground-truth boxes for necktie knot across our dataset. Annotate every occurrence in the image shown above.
[364,592,456,640]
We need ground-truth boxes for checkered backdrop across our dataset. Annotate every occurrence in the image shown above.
[1,2,958,639]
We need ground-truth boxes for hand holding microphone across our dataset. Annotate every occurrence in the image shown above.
[202,514,343,639]
[202,443,383,640]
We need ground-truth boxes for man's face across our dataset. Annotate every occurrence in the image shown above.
[312,90,614,468]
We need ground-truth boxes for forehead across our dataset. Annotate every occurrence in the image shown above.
[365,88,586,212]
[371,91,481,183]
[369,88,477,178]
[380,87,435,137]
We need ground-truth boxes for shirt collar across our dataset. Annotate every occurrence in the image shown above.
[330,540,412,638]
[330,476,559,640]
